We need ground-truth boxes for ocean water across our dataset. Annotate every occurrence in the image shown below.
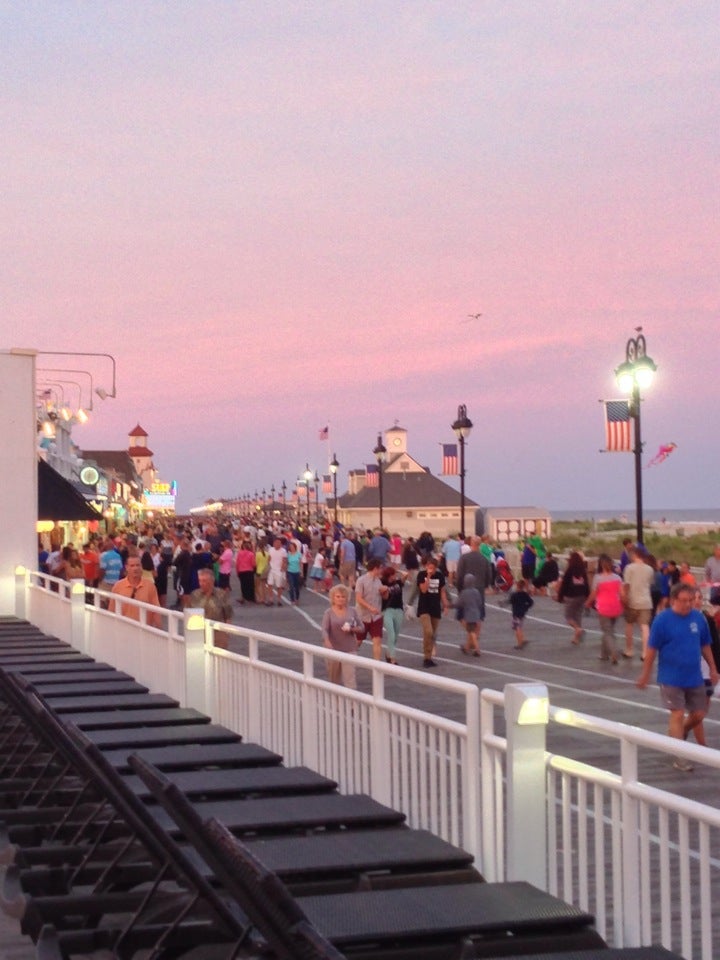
[552,508,720,523]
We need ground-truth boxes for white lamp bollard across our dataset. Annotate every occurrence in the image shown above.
[184,608,208,714]
[14,566,27,621]
[70,579,87,653]
[504,682,550,890]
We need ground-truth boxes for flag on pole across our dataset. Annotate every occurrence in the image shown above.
[318,425,329,440]
[365,464,379,488]
[603,400,632,452]
[322,474,332,494]
[442,443,459,475]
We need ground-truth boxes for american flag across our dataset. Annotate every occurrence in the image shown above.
[442,443,459,475]
[604,400,632,452]
[366,464,379,487]
[322,474,332,494]
[318,426,329,440]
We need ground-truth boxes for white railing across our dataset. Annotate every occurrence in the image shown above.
[481,686,720,960]
[199,620,481,857]
[12,568,720,958]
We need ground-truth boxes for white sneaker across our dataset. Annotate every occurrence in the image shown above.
[672,757,694,772]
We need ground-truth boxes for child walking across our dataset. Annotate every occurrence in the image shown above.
[457,574,484,657]
[510,579,534,649]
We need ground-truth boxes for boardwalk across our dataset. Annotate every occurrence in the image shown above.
[2,582,717,959]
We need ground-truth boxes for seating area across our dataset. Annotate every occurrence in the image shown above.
[0,616,683,960]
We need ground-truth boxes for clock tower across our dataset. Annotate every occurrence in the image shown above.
[385,425,407,455]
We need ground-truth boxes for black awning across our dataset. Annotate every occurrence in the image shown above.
[38,459,103,521]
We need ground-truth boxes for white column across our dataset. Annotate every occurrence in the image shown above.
[504,682,550,890]
[0,351,37,616]
[183,608,208,713]
[69,578,87,652]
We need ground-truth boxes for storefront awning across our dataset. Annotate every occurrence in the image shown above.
[38,459,103,521]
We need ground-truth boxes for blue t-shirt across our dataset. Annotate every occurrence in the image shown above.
[649,608,710,688]
[442,539,462,563]
[287,552,302,574]
[99,549,123,585]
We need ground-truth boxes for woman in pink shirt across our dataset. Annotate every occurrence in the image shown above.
[235,540,256,604]
[217,540,234,593]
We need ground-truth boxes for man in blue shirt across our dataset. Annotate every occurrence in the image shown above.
[366,529,391,565]
[637,582,719,771]
[99,538,124,593]
[441,534,462,587]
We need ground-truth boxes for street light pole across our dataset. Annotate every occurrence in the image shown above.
[281,481,286,514]
[330,453,340,526]
[303,463,313,525]
[615,330,656,546]
[451,404,474,539]
[373,433,387,529]
[314,471,320,519]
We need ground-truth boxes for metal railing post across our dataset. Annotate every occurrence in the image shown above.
[504,683,550,890]
[183,608,208,713]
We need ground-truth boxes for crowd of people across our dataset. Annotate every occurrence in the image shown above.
[38,519,720,766]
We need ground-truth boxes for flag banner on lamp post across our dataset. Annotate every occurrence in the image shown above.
[322,474,332,494]
[318,425,329,440]
[365,464,379,487]
[442,443,459,475]
[603,399,632,452]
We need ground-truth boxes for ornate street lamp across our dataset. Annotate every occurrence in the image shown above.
[329,453,340,525]
[451,404,473,538]
[314,471,320,518]
[615,330,656,545]
[303,463,313,523]
[373,433,387,529]
[281,481,286,513]
[270,484,276,511]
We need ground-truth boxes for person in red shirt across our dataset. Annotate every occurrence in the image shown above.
[80,541,100,587]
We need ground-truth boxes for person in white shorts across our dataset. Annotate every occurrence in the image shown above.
[267,537,288,606]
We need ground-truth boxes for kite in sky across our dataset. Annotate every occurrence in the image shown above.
[646,442,677,467]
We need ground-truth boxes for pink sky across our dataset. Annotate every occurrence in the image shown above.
[3,2,718,513]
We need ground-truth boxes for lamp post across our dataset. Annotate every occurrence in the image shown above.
[314,471,320,518]
[614,330,656,545]
[451,404,473,538]
[270,484,275,512]
[373,433,387,529]
[330,453,339,526]
[281,481,286,514]
[303,463,313,524]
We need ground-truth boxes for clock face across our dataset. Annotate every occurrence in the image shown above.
[80,466,100,485]
[392,437,402,447]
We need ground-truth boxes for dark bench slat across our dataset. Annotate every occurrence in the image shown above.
[61,708,210,730]
[3,660,107,674]
[86,723,240,750]
[27,680,149,697]
[123,765,337,799]
[104,741,281,772]
[298,880,594,944]
[46,693,179,713]
[16,670,134,685]
[244,828,474,878]
[150,793,405,836]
